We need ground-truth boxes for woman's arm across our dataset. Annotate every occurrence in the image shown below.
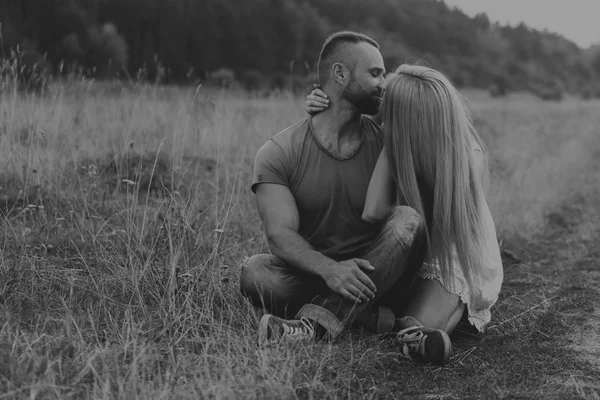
[362,149,395,223]
[305,85,329,115]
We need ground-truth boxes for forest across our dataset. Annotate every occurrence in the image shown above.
[2,0,600,97]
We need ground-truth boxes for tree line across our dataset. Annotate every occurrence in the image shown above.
[1,0,600,98]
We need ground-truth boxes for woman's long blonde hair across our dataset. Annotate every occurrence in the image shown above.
[382,64,489,291]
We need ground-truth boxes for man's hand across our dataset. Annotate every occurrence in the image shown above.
[321,259,377,304]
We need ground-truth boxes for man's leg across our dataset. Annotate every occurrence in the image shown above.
[240,254,328,319]
[297,206,426,337]
[257,206,455,365]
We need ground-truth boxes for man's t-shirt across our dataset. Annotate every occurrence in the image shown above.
[252,116,384,261]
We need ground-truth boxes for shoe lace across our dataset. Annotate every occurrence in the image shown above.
[396,326,426,358]
[282,317,315,340]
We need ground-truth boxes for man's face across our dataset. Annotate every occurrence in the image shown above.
[342,42,387,115]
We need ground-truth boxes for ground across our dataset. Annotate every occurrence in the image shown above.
[0,82,599,399]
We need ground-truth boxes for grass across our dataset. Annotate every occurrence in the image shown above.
[1,78,600,399]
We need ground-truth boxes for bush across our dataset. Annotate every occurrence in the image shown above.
[208,68,236,88]
[269,73,312,94]
[288,74,311,94]
[489,84,504,98]
[87,23,129,77]
[270,72,287,91]
[58,33,85,64]
[529,82,564,102]
[238,69,267,92]
[580,83,600,100]
[490,73,510,97]
[449,69,472,88]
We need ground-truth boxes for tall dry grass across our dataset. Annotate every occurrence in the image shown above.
[0,78,599,399]
[471,95,600,238]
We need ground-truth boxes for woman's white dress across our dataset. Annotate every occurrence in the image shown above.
[419,142,504,332]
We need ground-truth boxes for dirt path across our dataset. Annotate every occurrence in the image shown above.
[331,189,600,399]
[571,305,600,367]
[565,220,600,372]
[556,201,600,398]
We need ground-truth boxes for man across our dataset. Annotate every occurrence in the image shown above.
[240,31,451,365]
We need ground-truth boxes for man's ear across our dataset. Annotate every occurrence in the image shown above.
[332,63,348,85]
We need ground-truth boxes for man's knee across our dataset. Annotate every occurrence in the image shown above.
[385,206,425,249]
[239,254,306,318]
[239,254,274,297]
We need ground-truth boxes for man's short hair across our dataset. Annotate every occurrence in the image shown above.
[317,31,380,85]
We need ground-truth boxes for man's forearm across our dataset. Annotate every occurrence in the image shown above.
[266,228,335,278]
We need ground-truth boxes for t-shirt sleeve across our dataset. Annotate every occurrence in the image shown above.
[251,139,291,193]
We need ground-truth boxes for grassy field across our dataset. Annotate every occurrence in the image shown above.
[1,79,600,399]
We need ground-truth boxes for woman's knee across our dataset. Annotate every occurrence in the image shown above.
[414,302,464,333]
[445,302,466,334]
[402,278,464,332]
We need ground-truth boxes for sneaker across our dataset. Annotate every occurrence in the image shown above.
[258,314,316,346]
[385,316,452,366]
[395,325,452,365]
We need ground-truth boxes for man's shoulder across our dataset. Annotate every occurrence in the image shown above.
[255,117,309,160]
[252,118,309,193]
[270,117,310,148]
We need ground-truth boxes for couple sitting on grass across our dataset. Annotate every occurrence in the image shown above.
[239,31,504,366]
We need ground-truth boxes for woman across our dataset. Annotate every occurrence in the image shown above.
[305,64,503,335]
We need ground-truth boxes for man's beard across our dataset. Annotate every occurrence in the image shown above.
[343,79,383,115]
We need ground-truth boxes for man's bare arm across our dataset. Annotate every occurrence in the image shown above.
[255,183,334,276]
[255,183,377,303]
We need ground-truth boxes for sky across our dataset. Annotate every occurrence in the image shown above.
[443,0,600,48]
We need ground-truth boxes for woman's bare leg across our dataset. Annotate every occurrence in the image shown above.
[401,278,465,334]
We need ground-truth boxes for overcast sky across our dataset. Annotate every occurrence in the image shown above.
[443,0,599,48]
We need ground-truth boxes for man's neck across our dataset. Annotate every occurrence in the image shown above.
[311,95,363,148]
